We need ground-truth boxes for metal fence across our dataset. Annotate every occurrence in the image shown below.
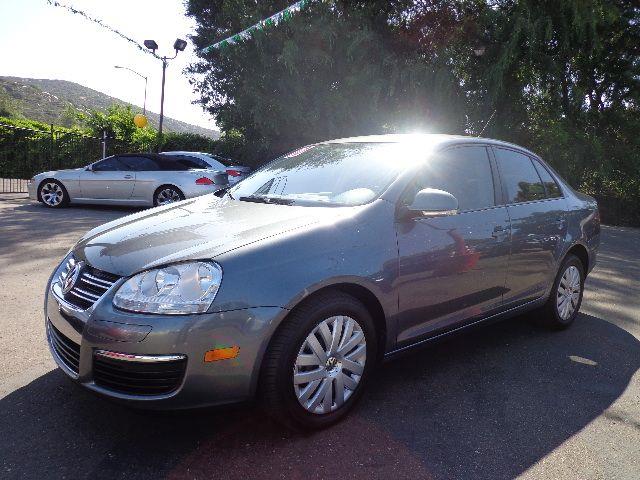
[0,123,132,193]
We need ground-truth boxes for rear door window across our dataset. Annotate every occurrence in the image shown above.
[494,148,546,203]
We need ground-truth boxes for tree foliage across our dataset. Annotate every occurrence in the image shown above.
[188,0,639,223]
[77,104,218,153]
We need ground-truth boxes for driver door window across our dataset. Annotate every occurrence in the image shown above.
[408,146,496,211]
[92,157,126,172]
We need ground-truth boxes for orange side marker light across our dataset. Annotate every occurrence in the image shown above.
[204,346,240,362]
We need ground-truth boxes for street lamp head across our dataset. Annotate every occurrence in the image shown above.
[144,39,159,51]
[173,38,187,52]
[114,65,123,69]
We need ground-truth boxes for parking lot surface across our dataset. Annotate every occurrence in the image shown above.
[1,193,639,480]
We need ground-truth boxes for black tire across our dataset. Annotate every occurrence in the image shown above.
[38,179,69,208]
[533,254,585,330]
[153,185,185,207]
[259,291,378,430]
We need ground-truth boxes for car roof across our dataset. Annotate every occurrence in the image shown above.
[161,151,212,156]
[322,134,539,158]
[117,153,163,159]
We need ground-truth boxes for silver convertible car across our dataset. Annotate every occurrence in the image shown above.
[44,134,600,429]
[28,153,229,208]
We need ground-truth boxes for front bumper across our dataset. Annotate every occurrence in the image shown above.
[45,264,285,409]
[27,181,37,200]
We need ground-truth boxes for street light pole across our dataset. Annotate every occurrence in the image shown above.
[114,65,148,115]
[144,38,187,152]
[158,58,167,139]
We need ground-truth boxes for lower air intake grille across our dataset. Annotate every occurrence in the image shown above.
[93,352,187,396]
[48,321,80,375]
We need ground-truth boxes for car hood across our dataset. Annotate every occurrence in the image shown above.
[73,195,352,277]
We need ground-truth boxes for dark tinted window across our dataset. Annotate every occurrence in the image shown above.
[173,156,209,170]
[494,148,545,203]
[533,159,562,198]
[92,157,128,172]
[119,156,160,171]
[410,146,495,211]
[158,155,211,170]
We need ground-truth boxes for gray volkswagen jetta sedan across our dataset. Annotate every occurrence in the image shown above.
[45,134,600,429]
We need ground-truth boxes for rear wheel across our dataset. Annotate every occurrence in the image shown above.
[535,254,585,329]
[38,180,69,208]
[153,186,184,206]
[259,291,377,430]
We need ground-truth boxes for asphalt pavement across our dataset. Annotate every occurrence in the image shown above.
[1,193,638,480]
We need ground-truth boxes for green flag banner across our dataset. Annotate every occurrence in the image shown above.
[202,0,311,52]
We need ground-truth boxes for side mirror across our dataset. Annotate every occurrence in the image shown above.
[85,165,93,172]
[406,188,458,217]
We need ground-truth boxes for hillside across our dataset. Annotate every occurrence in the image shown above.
[0,76,219,139]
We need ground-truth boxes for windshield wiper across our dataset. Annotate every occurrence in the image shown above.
[238,195,294,205]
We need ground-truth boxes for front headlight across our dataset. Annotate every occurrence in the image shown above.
[113,261,222,315]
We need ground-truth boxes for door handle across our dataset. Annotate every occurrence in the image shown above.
[123,175,133,179]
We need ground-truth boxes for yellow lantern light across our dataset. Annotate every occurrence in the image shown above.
[133,114,148,128]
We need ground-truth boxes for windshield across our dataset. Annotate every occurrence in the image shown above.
[229,142,419,206]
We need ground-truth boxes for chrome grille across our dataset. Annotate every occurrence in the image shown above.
[58,257,120,310]
[48,321,80,375]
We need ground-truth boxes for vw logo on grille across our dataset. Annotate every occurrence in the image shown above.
[62,262,84,294]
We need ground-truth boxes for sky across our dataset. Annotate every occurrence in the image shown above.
[0,0,218,131]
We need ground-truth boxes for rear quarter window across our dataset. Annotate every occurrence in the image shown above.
[494,148,546,203]
[158,156,206,170]
[533,159,563,198]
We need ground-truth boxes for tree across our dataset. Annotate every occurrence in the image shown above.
[187,0,640,224]
[79,104,139,142]
[187,0,468,166]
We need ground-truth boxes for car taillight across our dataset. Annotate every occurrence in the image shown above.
[226,169,242,177]
[195,177,214,185]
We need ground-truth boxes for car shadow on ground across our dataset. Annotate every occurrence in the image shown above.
[2,312,638,480]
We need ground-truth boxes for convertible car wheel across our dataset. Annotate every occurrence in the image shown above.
[154,186,185,206]
[259,291,377,430]
[38,180,69,208]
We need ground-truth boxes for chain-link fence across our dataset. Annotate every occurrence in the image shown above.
[0,123,133,193]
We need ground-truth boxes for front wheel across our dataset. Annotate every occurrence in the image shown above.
[259,291,377,430]
[535,254,585,329]
[38,180,69,208]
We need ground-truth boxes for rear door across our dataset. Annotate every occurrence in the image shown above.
[492,147,568,306]
[79,156,135,199]
[395,145,512,345]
